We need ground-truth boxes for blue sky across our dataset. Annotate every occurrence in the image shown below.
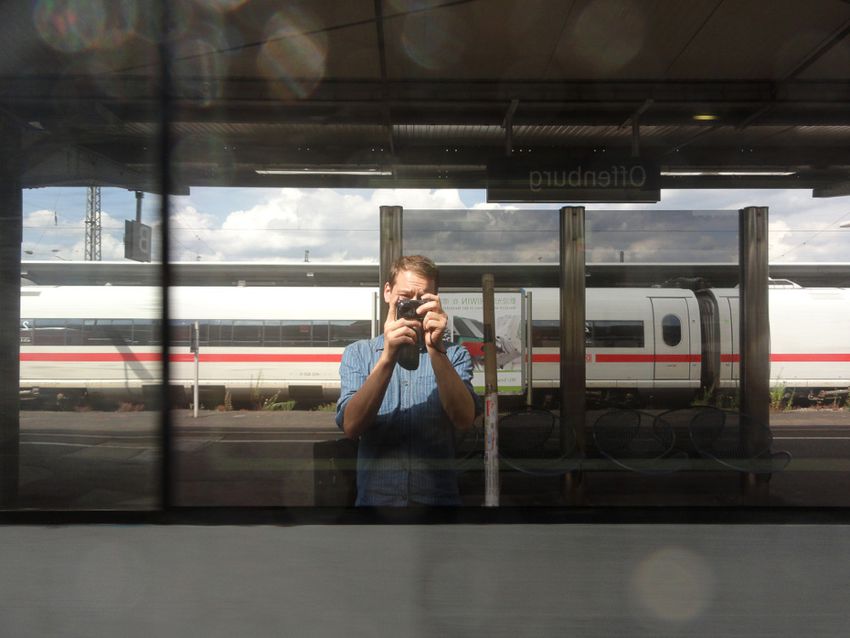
[21,186,850,264]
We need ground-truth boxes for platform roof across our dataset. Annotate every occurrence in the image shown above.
[4,1,850,194]
[20,260,850,289]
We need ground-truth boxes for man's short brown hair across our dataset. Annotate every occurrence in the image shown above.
[387,255,439,290]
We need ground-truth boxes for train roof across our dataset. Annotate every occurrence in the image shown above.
[21,286,376,321]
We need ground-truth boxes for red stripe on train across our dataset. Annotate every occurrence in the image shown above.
[596,354,701,363]
[720,354,850,363]
[20,352,162,362]
[532,354,560,363]
[531,354,701,363]
[20,353,343,363]
[174,353,343,363]
[771,354,850,362]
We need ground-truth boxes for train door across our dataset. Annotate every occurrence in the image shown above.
[650,297,692,381]
[726,296,739,382]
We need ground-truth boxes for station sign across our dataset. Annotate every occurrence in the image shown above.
[486,157,661,203]
[124,220,152,262]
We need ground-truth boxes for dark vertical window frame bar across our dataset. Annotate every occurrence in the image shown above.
[158,0,175,510]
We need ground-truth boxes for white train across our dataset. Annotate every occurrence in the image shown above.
[18,283,850,408]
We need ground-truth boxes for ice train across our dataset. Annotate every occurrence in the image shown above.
[18,283,850,407]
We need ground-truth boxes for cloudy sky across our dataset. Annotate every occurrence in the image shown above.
[21,186,850,264]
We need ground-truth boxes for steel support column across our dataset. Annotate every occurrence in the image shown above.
[560,206,586,470]
[379,205,403,326]
[0,120,22,507]
[482,273,499,506]
[739,206,771,490]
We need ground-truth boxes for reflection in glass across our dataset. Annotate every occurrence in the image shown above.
[13,0,163,509]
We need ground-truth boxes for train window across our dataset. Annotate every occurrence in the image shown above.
[533,320,645,348]
[329,320,371,346]
[82,319,111,345]
[531,320,560,347]
[134,319,157,346]
[196,322,208,346]
[262,321,282,347]
[662,314,682,347]
[281,321,313,346]
[208,320,233,347]
[233,320,262,346]
[312,321,329,346]
[107,319,134,344]
[64,319,84,345]
[32,319,69,345]
[587,321,644,348]
[143,320,162,346]
[171,321,192,347]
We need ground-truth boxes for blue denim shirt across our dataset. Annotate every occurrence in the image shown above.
[336,336,480,506]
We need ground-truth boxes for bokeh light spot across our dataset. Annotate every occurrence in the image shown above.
[400,11,466,71]
[570,0,646,75]
[630,546,716,623]
[257,9,328,101]
[33,0,138,53]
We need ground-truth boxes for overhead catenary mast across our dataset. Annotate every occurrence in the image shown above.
[84,185,102,261]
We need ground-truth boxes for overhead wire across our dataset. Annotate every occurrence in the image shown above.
[774,210,850,260]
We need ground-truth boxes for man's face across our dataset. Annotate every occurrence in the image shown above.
[384,269,436,313]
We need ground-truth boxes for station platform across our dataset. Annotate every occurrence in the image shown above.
[12,408,850,510]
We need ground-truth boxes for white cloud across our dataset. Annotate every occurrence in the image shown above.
[168,188,467,262]
[24,208,58,227]
[22,207,125,260]
[22,186,850,264]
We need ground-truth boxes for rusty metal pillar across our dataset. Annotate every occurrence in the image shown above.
[379,206,403,326]
[739,206,771,493]
[482,273,499,506]
[0,119,22,508]
[560,206,586,499]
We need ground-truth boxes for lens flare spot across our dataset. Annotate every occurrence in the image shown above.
[400,11,466,71]
[33,0,138,53]
[257,10,327,101]
[173,36,227,106]
[630,547,715,623]
[569,0,646,75]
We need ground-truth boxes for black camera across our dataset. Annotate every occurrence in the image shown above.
[396,298,425,321]
[396,299,425,370]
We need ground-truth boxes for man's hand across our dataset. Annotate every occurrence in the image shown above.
[417,293,448,352]
[381,301,421,362]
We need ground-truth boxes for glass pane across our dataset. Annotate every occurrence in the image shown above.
[14,3,162,510]
[580,208,812,508]
[233,321,262,346]
[588,320,645,348]
[281,321,313,346]
[33,319,67,346]
[262,321,282,347]
[171,321,192,348]
[329,320,371,347]
[208,320,233,347]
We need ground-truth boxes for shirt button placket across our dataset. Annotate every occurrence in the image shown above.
[401,371,411,504]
